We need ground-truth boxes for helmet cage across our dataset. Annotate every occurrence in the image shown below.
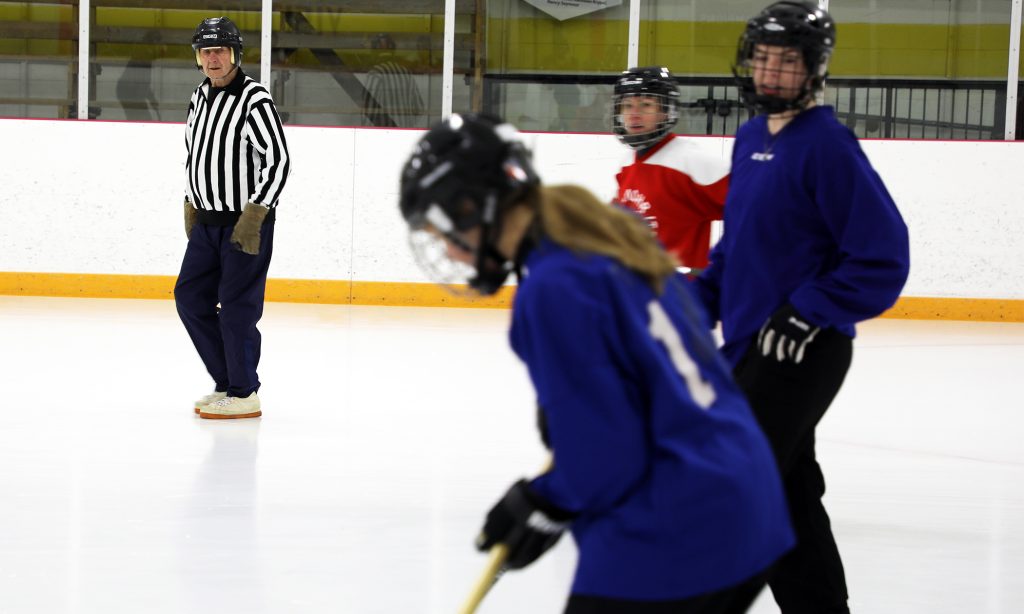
[399,114,540,295]
[611,67,681,150]
[733,1,835,114]
[406,226,480,296]
[612,92,680,150]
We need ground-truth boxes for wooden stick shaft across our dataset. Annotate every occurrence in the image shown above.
[460,458,552,613]
[458,543,508,614]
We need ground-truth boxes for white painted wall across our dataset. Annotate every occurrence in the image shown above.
[0,117,1020,299]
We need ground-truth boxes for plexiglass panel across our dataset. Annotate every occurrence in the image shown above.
[269,1,447,127]
[455,0,629,133]
[639,0,755,136]
[640,0,1018,139]
[89,3,261,122]
[0,1,79,118]
[827,0,1013,139]
[1,0,1022,139]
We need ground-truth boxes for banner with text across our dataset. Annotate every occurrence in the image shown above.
[522,0,623,21]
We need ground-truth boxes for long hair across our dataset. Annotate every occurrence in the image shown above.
[530,184,679,294]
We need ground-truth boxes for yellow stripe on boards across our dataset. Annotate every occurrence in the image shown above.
[348,281,515,309]
[264,279,515,309]
[881,296,1023,323]
[0,272,1017,321]
[0,273,516,309]
[0,272,177,299]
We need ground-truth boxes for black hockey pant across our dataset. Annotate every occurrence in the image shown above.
[733,327,854,614]
[564,571,768,614]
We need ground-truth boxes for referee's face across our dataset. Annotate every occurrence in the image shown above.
[198,46,234,79]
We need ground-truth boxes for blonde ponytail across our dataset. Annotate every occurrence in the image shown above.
[533,185,679,293]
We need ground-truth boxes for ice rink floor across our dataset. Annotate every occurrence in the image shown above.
[0,295,1021,614]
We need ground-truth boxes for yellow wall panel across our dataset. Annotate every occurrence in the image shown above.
[487,17,627,72]
[0,4,69,21]
[93,8,261,31]
[838,24,948,49]
[3,6,1023,78]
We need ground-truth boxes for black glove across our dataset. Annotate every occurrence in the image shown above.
[756,303,821,364]
[476,479,573,570]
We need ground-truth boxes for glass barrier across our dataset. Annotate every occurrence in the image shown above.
[0,1,79,118]
[828,1,1013,139]
[457,0,629,133]
[638,0,752,136]
[2,0,1022,139]
[634,0,1022,140]
[90,2,261,122]
[270,2,445,127]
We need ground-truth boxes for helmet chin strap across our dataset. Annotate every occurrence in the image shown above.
[468,218,513,295]
[512,218,540,283]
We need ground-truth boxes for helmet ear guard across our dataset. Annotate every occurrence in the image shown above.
[191,17,244,71]
[194,47,238,68]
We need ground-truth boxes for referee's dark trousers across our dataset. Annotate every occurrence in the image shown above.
[175,221,274,398]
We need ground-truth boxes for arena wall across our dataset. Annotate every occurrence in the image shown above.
[0,117,1020,320]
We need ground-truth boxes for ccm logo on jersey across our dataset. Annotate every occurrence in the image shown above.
[751,152,775,161]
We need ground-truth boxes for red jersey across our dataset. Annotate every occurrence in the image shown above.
[615,134,729,269]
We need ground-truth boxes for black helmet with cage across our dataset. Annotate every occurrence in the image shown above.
[611,66,681,150]
[191,17,244,70]
[733,1,836,114]
[398,113,540,296]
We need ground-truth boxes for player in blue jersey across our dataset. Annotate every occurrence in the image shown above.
[398,112,794,613]
[693,3,911,613]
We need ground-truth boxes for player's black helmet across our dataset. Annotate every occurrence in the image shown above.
[733,1,835,114]
[399,113,540,296]
[612,66,680,150]
[191,17,244,69]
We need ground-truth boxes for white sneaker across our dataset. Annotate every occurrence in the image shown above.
[198,392,261,420]
[194,391,227,414]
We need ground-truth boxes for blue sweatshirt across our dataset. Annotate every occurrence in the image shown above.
[694,106,910,366]
[512,239,794,601]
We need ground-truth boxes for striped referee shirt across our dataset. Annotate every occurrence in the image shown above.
[185,69,290,221]
[363,61,425,128]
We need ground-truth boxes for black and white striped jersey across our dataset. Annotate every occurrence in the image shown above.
[363,61,425,128]
[185,70,290,214]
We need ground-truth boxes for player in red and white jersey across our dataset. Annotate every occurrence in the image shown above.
[613,66,729,273]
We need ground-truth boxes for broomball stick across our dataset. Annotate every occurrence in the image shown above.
[458,457,554,614]
[457,543,509,614]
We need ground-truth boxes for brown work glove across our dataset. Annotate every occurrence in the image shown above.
[230,202,270,255]
[184,199,197,239]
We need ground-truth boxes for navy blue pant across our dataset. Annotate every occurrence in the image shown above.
[174,222,274,398]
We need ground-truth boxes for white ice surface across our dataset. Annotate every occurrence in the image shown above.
[0,296,1021,614]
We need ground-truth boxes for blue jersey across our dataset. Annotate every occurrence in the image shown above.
[695,106,910,366]
[511,239,794,601]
